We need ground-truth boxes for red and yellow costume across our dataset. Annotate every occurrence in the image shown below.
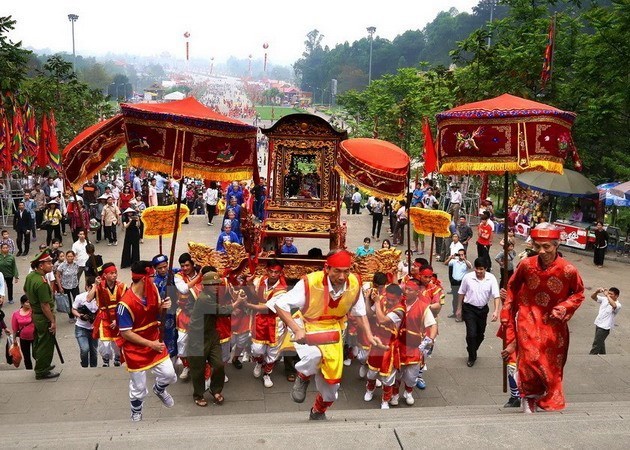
[92,280,127,340]
[300,270,362,384]
[367,295,405,377]
[503,254,585,411]
[251,275,288,345]
[117,286,169,372]
[175,271,199,334]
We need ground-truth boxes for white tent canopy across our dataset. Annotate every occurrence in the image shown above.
[163,91,186,101]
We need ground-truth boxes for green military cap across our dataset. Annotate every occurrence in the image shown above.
[31,249,53,265]
[202,271,222,285]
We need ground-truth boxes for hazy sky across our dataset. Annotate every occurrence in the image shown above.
[6,0,480,65]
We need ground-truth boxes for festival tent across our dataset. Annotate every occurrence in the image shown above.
[163,91,186,101]
[611,181,630,200]
[337,138,410,198]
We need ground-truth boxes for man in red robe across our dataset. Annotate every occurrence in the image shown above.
[502,224,585,413]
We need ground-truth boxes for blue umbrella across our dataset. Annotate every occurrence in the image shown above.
[610,181,630,200]
[598,182,630,207]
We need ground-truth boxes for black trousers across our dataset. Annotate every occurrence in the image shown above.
[589,326,610,355]
[17,230,30,254]
[207,204,216,224]
[64,287,80,319]
[20,338,34,370]
[4,277,13,302]
[104,225,117,243]
[593,247,606,266]
[46,225,62,246]
[352,203,361,214]
[372,213,383,238]
[476,242,492,270]
[462,302,489,361]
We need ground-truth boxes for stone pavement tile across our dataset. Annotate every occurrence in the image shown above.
[263,392,300,413]
[0,397,30,415]
[565,393,616,403]
[437,385,496,406]
[40,379,96,401]
[415,396,449,408]
[59,367,130,382]
[85,387,162,411]
[611,392,630,401]
[448,367,503,387]
[424,367,457,387]
[411,385,443,399]
[0,368,54,384]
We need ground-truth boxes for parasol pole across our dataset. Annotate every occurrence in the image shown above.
[406,175,412,270]
[501,170,509,393]
[429,233,435,266]
[159,235,163,254]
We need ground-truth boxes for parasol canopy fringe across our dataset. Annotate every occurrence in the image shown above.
[129,157,253,182]
[439,160,563,176]
[334,166,406,200]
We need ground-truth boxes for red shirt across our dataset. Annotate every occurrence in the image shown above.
[477,223,493,246]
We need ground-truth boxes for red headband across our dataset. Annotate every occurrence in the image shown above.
[419,268,434,277]
[404,280,422,292]
[326,250,353,268]
[530,228,561,241]
[268,264,283,272]
[131,266,155,282]
[102,265,117,275]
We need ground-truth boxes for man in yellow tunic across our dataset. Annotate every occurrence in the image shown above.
[268,249,382,420]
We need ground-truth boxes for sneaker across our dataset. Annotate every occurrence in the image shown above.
[107,242,112,246]
[504,397,522,408]
[375,379,382,388]
[241,352,251,362]
[153,386,174,408]
[523,397,537,414]
[389,394,399,406]
[8,299,14,304]
[114,359,121,367]
[380,401,390,410]
[232,358,243,370]
[224,374,229,383]
[416,377,426,390]
[207,222,212,226]
[102,359,110,367]
[359,364,368,379]
[309,408,327,420]
[290,375,310,403]
[263,374,274,388]
[403,391,415,405]
[364,389,374,402]
[343,358,352,366]
[180,367,190,381]
[253,363,263,378]
[131,411,142,422]
[113,241,118,246]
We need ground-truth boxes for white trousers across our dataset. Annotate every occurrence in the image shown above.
[98,340,120,360]
[251,341,282,365]
[129,359,177,401]
[177,331,188,357]
[231,332,251,350]
[397,364,420,389]
[294,342,340,402]
[366,368,397,386]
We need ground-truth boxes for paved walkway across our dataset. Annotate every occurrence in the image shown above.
[0,210,628,443]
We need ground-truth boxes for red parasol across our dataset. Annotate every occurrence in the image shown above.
[120,97,257,181]
[437,93,581,394]
[337,138,410,198]
[63,114,126,188]
[437,93,578,175]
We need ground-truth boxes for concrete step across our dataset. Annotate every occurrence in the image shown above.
[2,401,629,449]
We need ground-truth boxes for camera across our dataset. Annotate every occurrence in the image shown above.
[77,305,95,323]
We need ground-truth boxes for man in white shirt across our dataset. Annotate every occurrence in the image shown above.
[448,233,465,256]
[267,249,381,420]
[457,257,500,367]
[351,188,362,215]
[589,287,621,355]
[71,229,90,283]
[449,185,463,222]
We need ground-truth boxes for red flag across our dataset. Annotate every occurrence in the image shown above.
[48,111,61,171]
[540,15,556,90]
[38,113,50,168]
[0,107,13,173]
[422,117,437,176]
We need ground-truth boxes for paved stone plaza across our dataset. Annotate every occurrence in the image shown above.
[1,210,628,447]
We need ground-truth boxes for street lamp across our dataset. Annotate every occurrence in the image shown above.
[68,14,79,73]
[483,0,498,48]
[367,26,376,84]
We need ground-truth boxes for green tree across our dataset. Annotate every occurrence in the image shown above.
[0,16,31,91]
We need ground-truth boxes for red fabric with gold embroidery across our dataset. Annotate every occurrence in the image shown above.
[437,94,580,175]
[121,97,257,181]
[503,255,585,411]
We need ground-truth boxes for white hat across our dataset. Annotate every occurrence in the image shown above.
[123,207,136,214]
[47,199,58,205]
[98,194,110,200]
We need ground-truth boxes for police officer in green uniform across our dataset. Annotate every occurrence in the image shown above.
[24,249,60,379]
